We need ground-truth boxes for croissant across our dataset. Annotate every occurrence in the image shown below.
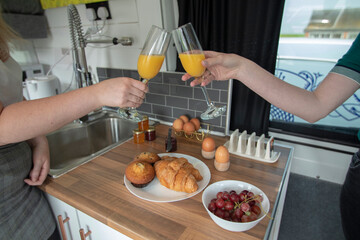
[154,157,203,193]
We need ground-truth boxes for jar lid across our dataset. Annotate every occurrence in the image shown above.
[133,129,144,135]
[145,126,155,132]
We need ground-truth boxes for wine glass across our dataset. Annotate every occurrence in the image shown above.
[172,23,226,120]
[118,25,171,122]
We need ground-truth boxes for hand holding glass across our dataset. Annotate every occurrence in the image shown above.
[172,23,226,120]
[118,25,170,122]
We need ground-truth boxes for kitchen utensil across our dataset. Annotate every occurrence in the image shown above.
[24,75,61,100]
[166,128,172,152]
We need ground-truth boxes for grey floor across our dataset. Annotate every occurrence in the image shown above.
[278,173,345,240]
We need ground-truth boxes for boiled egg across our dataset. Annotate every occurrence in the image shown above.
[201,137,216,159]
[214,146,230,171]
[183,122,195,134]
[190,118,201,131]
[173,118,184,131]
[179,115,189,123]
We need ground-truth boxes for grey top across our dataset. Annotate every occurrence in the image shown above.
[0,57,55,239]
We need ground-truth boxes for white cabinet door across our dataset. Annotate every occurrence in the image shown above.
[46,193,81,240]
[77,210,132,240]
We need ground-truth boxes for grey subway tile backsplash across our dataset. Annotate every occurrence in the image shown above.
[145,93,166,105]
[149,83,170,95]
[193,87,220,102]
[166,96,188,108]
[97,67,228,133]
[170,85,193,98]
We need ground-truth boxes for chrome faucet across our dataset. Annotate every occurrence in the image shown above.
[68,4,92,88]
[67,4,133,89]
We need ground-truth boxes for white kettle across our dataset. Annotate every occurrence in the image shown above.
[24,75,61,100]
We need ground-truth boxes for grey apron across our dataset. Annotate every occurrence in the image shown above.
[0,142,55,239]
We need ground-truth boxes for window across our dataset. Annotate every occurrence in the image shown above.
[271,0,360,146]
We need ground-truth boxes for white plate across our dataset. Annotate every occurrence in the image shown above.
[124,153,211,202]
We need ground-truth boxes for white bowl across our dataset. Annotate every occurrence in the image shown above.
[202,180,270,232]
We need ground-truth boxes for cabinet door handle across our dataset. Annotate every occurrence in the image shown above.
[57,215,70,240]
[79,228,92,240]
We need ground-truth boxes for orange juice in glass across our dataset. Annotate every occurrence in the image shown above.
[137,54,165,80]
[179,53,205,77]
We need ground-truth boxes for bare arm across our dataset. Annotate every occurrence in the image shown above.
[0,77,148,145]
[183,51,360,123]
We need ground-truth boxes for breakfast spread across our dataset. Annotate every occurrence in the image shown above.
[125,152,203,193]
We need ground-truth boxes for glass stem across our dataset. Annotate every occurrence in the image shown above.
[201,86,213,106]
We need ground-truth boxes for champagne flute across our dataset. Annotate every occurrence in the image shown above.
[118,25,171,122]
[172,23,226,120]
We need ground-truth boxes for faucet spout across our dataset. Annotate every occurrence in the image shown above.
[68,4,92,88]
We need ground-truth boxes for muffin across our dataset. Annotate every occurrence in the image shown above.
[134,152,161,165]
[125,161,155,188]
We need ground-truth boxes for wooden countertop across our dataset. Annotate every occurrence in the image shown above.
[40,124,292,240]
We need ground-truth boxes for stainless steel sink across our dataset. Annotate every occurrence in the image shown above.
[47,110,137,178]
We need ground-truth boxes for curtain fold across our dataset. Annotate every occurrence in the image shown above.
[177,0,285,135]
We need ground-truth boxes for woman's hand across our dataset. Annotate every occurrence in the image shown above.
[182,51,244,86]
[25,136,50,186]
[96,77,148,108]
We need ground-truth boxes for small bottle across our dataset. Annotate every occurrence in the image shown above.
[133,129,145,144]
[138,115,149,131]
[165,136,177,152]
[145,126,156,141]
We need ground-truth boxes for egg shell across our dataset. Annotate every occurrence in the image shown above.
[179,115,189,123]
[215,146,230,163]
[202,137,216,152]
[173,118,184,131]
[190,118,201,131]
[183,121,195,134]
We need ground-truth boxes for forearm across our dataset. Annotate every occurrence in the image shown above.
[235,60,354,123]
[0,85,102,145]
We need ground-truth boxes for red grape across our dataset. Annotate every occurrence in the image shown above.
[215,198,225,209]
[239,192,247,202]
[224,201,235,211]
[208,202,217,212]
[222,191,230,201]
[234,208,244,219]
[215,208,225,218]
[216,192,223,199]
[249,200,255,207]
[251,205,261,216]
[229,190,237,195]
[240,202,250,212]
[230,193,240,203]
[247,191,254,198]
[241,190,249,195]
[210,198,217,203]
[241,212,257,222]
[255,195,263,203]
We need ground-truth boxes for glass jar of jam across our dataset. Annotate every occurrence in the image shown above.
[133,129,145,144]
[145,126,156,141]
[165,136,177,152]
[138,115,149,131]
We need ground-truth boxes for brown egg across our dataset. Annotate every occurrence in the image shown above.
[179,115,189,123]
[183,122,195,134]
[173,118,184,131]
[190,118,201,131]
[215,146,230,163]
[202,137,216,152]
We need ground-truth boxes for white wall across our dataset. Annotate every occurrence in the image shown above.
[32,0,173,91]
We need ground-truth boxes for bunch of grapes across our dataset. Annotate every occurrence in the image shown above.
[207,190,263,223]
